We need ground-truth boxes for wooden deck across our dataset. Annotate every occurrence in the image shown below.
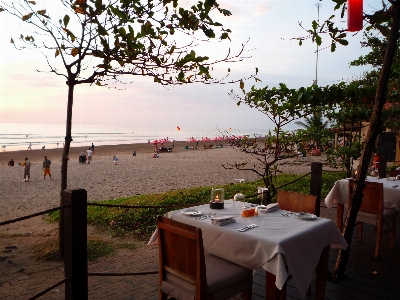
[232,207,400,300]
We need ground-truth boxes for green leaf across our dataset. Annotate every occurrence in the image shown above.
[201,25,215,38]
[331,42,336,52]
[63,15,70,27]
[97,24,108,36]
[219,9,231,16]
[312,20,318,30]
[315,35,322,46]
[177,71,185,82]
[299,40,302,46]
[336,39,348,46]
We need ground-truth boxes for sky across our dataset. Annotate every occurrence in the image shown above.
[0,0,378,133]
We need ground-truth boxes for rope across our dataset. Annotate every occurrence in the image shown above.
[0,205,69,226]
[88,271,158,276]
[28,278,69,300]
[321,169,347,173]
[275,171,312,190]
[87,203,195,209]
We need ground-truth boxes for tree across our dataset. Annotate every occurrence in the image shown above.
[0,0,253,256]
[297,0,400,281]
[295,111,330,151]
[225,84,320,202]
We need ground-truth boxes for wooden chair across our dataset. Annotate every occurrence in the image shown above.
[267,191,319,299]
[347,180,398,258]
[276,190,318,215]
[157,215,253,300]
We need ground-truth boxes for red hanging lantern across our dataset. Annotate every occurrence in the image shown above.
[348,0,363,31]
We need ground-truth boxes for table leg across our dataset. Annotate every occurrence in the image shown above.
[265,245,330,300]
[337,203,344,231]
[314,245,330,300]
[265,272,286,300]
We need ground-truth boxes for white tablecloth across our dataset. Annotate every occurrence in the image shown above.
[152,200,347,298]
[325,177,400,211]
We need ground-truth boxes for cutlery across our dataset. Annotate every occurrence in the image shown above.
[237,224,258,232]
[196,213,217,220]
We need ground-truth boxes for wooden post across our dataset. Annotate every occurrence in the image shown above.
[378,154,387,178]
[310,162,322,217]
[63,189,88,300]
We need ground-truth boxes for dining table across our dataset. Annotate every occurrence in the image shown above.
[325,176,400,212]
[149,200,348,300]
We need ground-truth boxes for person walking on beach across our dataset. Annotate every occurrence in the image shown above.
[43,156,52,179]
[27,143,32,150]
[91,143,95,153]
[19,157,31,182]
[113,156,119,165]
[87,147,93,164]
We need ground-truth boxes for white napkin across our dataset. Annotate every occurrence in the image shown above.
[256,203,280,213]
[211,215,236,226]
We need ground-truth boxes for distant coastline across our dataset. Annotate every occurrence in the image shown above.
[0,122,270,153]
[0,140,223,164]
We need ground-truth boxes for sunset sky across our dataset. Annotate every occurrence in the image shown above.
[0,0,375,132]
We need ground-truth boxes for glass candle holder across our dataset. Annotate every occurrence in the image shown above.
[211,188,224,203]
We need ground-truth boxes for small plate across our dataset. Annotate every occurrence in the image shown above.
[296,213,317,220]
[181,208,204,216]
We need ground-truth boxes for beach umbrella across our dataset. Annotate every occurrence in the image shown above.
[201,137,211,142]
[213,136,222,141]
[151,140,160,147]
[187,138,197,143]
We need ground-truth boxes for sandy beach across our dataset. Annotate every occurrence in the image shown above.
[0,141,328,234]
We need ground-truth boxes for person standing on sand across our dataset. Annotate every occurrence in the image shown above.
[19,157,31,182]
[87,147,93,164]
[91,143,95,153]
[43,156,52,179]
[27,143,32,150]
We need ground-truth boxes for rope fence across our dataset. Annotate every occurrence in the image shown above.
[88,271,158,277]
[276,171,313,190]
[28,278,69,300]
[0,205,69,226]
[87,203,195,209]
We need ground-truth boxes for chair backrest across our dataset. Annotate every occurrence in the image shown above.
[348,180,384,216]
[157,215,207,299]
[276,190,317,214]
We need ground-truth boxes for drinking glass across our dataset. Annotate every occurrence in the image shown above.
[262,209,269,224]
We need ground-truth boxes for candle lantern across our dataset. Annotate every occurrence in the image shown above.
[348,0,363,32]
[210,188,224,209]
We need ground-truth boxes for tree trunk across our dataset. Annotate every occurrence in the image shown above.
[59,82,75,258]
[331,5,400,281]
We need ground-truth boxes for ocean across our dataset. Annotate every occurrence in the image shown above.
[0,123,270,152]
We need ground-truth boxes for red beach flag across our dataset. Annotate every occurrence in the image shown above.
[347,0,363,32]
[176,126,181,131]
